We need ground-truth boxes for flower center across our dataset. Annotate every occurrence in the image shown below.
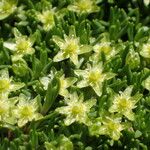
[117,98,131,111]
[0,79,10,92]
[108,122,118,131]
[77,1,92,11]
[42,11,54,25]
[71,105,83,116]
[20,106,33,118]
[64,41,78,56]
[16,38,31,54]
[88,71,102,84]
[100,45,112,54]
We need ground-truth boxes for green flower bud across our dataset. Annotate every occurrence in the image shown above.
[126,50,140,70]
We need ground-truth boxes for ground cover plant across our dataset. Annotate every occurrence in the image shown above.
[0,0,150,149]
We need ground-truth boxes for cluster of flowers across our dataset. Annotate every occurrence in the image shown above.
[0,0,150,145]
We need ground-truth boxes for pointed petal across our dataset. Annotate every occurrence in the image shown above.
[65,77,77,88]
[111,130,121,140]
[18,119,28,127]
[53,51,67,62]
[59,89,69,97]
[3,42,16,51]
[92,83,102,96]
[64,116,76,126]
[74,70,88,77]
[124,111,135,121]
[85,99,96,110]
[77,80,88,88]
[70,54,78,65]
[79,45,92,54]
[10,82,25,91]
[53,35,65,48]
[123,86,133,97]
[105,72,116,80]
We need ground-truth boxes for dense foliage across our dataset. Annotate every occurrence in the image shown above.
[0,0,150,149]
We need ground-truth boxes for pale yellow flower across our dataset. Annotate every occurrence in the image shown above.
[75,63,115,96]
[90,115,125,140]
[92,42,117,61]
[68,0,99,14]
[37,10,55,31]
[109,86,142,121]
[140,43,150,59]
[0,0,17,20]
[14,95,42,127]
[0,69,24,94]
[53,28,92,65]
[56,92,96,126]
[4,28,35,57]
[0,94,18,125]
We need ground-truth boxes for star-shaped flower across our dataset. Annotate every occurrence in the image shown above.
[68,0,99,14]
[75,63,115,96]
[0,69,24,95]
[92,42,117,61]
[109,86,142,121]
[56,92,96,126]
[4,28,35,57]
[0,0,17,20]
[53,28,92,65]
[89,115,125,140]
[14,95,42,127]
[0,94,18,126]
[37,10,55,31]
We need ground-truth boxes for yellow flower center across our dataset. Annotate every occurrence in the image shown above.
[43,12,54,25]
[16,38,31,54]
[117,98,132,111]
[64,41,78,56]
[0,79,10,92]
[77,0,92,12]
[0,1,12,13]
[71,105,84,116]
[100,45,112,54]
[88,71,102,84]
[20,106,33,118]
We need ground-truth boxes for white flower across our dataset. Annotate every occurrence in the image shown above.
[37,10,55,31]
[14,95,42,127]
[92,42,117,61]
[0,0,17,20]
[68,0,99,14]
[90,115,125,141]
[0,69,24,94]
[109,86,142,121]
[56,92,96,126]
[53,28,92,65]
[75,63,115,96]
[4,28,35,57]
